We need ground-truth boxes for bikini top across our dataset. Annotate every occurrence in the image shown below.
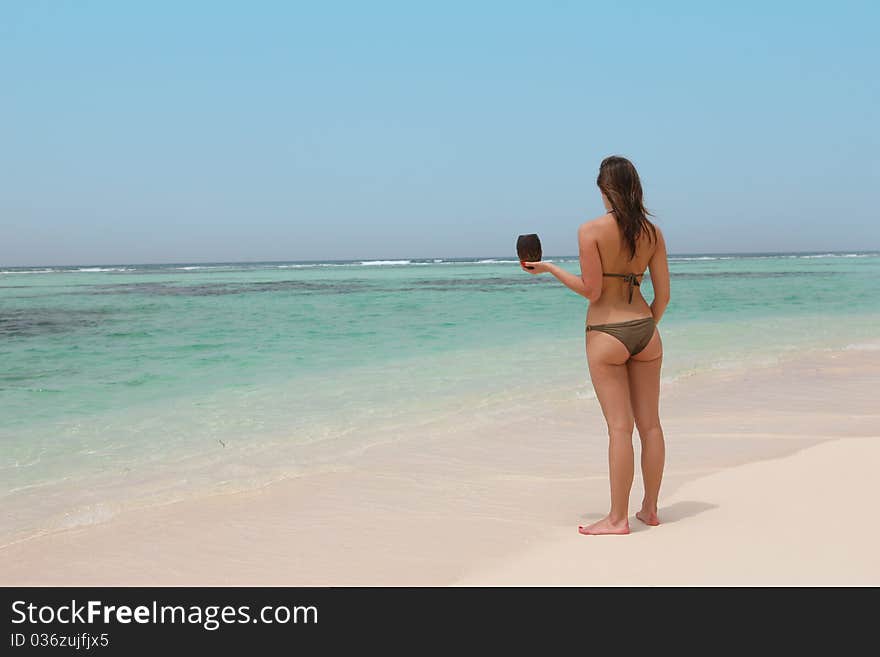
[603,272,644,303]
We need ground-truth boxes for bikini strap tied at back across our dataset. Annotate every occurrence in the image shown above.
[602,272,642,303]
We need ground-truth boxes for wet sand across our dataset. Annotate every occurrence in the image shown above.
[1,346,877,586]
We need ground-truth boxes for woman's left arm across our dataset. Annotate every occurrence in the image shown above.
[520,224,602,301]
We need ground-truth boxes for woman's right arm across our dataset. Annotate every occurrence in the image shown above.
[648,227,671,323]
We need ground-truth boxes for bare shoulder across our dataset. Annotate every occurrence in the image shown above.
[578,213,614,237]
[650,222,666,247]
[645,222,667,264]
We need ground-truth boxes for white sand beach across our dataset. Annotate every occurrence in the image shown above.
[456,435,880,585]
[1,346,878,586]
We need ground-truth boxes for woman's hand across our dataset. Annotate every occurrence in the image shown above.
[520,261,553,274]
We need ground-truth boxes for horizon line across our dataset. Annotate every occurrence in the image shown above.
[3,249,879,269]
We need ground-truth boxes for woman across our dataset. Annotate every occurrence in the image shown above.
[520,155,670,535]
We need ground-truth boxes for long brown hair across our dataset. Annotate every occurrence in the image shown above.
[596,155,656,260]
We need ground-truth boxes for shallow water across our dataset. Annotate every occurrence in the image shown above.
[1,252,878,542]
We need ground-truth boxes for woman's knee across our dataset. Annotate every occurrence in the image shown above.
[635,419,663,439]
[607,420,634,437]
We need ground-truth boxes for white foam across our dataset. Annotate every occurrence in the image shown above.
[57,503,118,530]
[843,342,880,351]
[359,260,411,266]
[276,263,357,268]
[669,256,733,261]
[76,267,135,272]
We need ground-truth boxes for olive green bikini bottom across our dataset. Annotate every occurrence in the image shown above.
[586,316,656,357]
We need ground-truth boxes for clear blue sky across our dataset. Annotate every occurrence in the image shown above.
[2,1,877,265]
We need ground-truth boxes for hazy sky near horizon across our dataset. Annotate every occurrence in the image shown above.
[2,1,878,266]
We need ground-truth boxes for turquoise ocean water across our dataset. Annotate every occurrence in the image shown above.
[2,252,879,543]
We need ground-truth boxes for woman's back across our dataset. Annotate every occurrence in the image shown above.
[586,213,664,323]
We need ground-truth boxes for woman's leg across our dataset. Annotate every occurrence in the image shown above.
[580,331,634,535]
[627,329,665,525]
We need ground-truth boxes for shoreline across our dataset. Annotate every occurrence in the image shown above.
[1,344,878,585]
[3,334,875,548]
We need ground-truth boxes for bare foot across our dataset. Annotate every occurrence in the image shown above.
[578,515,630,535]
[635,509,660,526]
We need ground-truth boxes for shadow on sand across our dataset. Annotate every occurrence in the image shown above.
[657,500,718,523]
